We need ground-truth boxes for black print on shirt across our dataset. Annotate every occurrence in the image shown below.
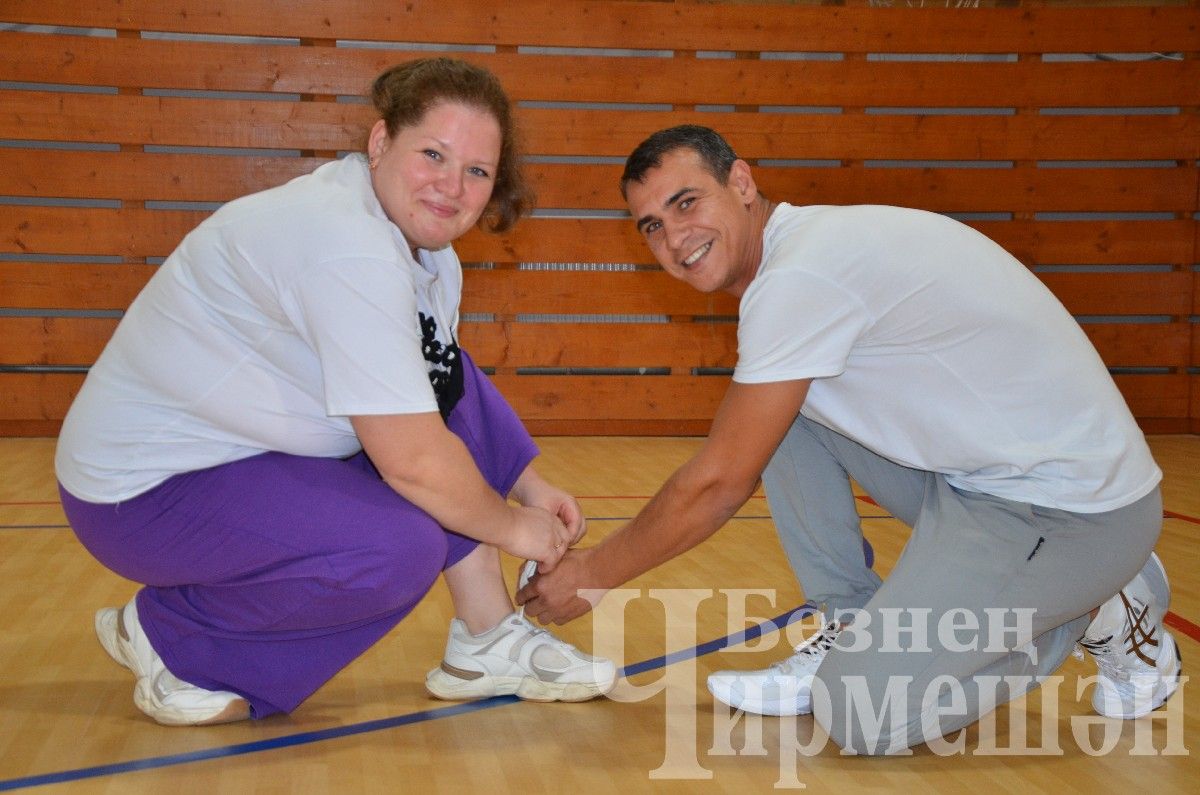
[419,312,464,420]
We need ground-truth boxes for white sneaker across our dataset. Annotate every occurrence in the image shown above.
[425,610,617,703]
[1078,552,1182,719]
[708,621,841,716]
[95,600,249,726]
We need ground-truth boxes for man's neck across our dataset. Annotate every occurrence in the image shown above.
[728,194,778,298]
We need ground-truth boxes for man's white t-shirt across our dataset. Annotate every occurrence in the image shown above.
[56,155,462,503]
[733,204,1160,513]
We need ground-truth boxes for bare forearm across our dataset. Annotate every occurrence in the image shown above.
[519,381,812,625]
[588,459,753,589]
[352,413,515,545]
[379,431,517,544]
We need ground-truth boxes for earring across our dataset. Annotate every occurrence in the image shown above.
[368,156,379,170]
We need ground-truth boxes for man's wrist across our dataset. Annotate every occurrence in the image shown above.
[580,542,623,591]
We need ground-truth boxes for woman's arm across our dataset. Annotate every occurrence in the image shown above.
[351,412,572,570]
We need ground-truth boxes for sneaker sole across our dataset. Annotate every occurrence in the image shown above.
[97,606,250,726]
[133,680,252,727]
[425,668,614,703]
[1094,630,1183,720]
[707,674,814,717]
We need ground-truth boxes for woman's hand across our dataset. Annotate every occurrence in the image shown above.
[502,504,573,572]
[510,466,587,545]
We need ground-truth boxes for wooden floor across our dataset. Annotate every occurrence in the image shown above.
[1,435,1197,793]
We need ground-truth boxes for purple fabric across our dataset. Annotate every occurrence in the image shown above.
[60,351,538,718]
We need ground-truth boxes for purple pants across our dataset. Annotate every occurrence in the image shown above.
[60,352,538,718]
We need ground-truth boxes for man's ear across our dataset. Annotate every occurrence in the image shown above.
[728,159,758,205]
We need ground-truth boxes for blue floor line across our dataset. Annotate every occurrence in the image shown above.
[0,604,817,792]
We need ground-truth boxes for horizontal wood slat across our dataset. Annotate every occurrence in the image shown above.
[0,90,375,152]
[458,219,1197,267]
[1,206,209,259]
[1036,271,1193,316]
[3,316,1186,372]
[3,2,1197,53]
[1112,374,1191,420]
[460,322,738,370]
[0,317,117,364]
[1079,323,1191,368]
[0,317,737,369]
[489,374,727,422]
[3,149,1197,213]
[5,206,1194,266]
[0,262,157,310]
[516,111,1200,162]
[10,264,1187,318]
[461,270,740,316]
[3,32,1198,107]
[5,93,1198,161]
[0,370,1183,431]
[527,164,1197,212]
[0,373,83,422]
[0,149,324,203]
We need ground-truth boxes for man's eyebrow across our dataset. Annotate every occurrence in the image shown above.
[635,187,697,233]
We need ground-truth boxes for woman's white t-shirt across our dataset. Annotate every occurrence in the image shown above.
[56,155,462,502]
[733,204,1160,513]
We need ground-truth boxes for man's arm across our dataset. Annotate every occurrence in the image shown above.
[518,377,811,623]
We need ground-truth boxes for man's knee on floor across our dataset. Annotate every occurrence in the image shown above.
[812,667,923,756]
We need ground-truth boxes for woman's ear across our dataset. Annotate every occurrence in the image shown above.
[367,119,390,161]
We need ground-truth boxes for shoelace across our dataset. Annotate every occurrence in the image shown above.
[511,614,556,647]
[1075,633,1141,682]
[772,622,840,672]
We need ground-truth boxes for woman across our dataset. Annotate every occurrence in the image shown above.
[55,58,616,726]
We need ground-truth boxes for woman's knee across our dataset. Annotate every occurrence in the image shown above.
[345,517,449,608]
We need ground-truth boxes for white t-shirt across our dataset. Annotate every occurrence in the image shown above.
[56,155,463,502]
[734,204,1160,513]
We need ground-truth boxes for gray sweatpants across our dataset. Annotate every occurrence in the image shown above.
[762,415,1162,755]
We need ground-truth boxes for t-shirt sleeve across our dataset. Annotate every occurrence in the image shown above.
[281,257,440,416]
[733,269,871,384]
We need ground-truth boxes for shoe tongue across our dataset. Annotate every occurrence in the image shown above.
[1085,591,1138,641]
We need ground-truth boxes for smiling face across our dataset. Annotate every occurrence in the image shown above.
[624,147,764,297]
[368,100,502,252]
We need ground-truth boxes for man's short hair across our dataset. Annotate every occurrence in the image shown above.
[619,125,739,199]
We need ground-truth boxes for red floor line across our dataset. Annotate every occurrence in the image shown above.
[1165,612,1200,645]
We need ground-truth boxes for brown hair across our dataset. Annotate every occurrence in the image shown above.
[370,58,534,233]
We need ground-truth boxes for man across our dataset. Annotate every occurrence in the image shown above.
[517,125,1181,755]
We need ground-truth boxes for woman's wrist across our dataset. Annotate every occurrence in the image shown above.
[508,464,541,505]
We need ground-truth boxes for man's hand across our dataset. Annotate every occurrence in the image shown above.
[516,547,605,625]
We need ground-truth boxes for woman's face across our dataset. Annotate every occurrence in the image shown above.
[368,101,502,251]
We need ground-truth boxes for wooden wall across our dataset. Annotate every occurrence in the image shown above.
[1,0,1197,435]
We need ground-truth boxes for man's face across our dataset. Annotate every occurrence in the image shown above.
[625,148,760,297]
